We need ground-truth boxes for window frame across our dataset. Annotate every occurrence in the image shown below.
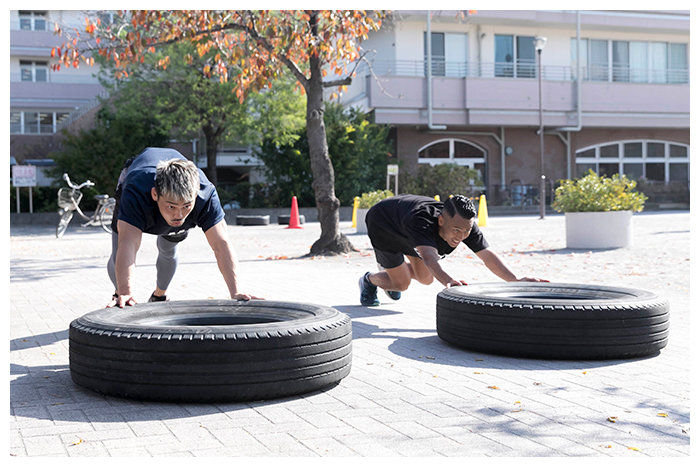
[18,11,48,31]
[418,138,486,167]
[571,38,688,84]
[575,140,690,183]
[20,61,49,83]
[495,34,537,78]
[10,110,70,134]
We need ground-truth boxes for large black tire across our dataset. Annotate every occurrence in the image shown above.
[436,282,669,360]
[69,300,352,402]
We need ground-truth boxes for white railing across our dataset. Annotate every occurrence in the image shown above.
[361,59,689,84]
[55,89,110,132]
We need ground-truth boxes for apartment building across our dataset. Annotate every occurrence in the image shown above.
[339,10,690,205]
[9,10,262,189]
[10,10,108,175]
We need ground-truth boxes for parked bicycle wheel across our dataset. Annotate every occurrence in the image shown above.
[99,198,116,233]
[56,210,74,238]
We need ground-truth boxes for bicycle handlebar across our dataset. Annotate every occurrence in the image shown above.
[63,173,95,190]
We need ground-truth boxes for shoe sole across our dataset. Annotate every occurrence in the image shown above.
[383,290,401,301]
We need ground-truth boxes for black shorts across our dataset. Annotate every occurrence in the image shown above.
[366,209,418,270]
[372,246,409,270]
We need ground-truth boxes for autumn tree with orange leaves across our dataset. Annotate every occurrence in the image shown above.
[52,10,386,255]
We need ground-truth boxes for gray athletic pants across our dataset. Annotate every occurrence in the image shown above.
[107,232,180,294]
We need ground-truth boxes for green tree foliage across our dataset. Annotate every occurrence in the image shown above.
[48,107,170,201]
[52,10,387,254]
[254,103,393,207]
[400,163,484,201]
[97,42,306,188]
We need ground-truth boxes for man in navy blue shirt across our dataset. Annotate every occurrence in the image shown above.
[106,147,261,307]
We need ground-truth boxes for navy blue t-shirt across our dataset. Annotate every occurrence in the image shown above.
[115,148,224,239]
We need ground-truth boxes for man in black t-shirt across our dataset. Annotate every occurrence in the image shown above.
[358,194,547,306]
[106,147,262,308]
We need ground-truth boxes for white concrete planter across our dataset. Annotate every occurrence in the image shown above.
[565,210,633,249]
[355,208,369,234]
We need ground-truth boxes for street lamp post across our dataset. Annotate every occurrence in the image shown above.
[534,36,547,219]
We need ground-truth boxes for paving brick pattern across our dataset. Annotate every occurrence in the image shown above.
[10,212,690,457]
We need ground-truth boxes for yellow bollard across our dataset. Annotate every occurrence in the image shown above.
[352,196,360,228]
[478,194,489,227]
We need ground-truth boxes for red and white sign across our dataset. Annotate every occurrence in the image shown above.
[12,165,37,187]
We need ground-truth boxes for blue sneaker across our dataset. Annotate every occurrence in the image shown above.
[359,272,380,306]
[384,289,401,301]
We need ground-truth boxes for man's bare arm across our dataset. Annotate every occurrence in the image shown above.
[476,248,549,282]
[415,245,469,288]
[109,220,143,308]
[204,219,263,300]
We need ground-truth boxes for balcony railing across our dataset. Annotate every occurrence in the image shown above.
[363,59,689,84]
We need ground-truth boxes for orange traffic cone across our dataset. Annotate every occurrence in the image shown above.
[287,196,303,229]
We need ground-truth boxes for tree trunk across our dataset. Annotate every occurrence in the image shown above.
[305,54,354,256]
[202,125,219,187]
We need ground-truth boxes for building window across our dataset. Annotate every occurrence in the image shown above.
[495,35,536,78]
[10,110,69,134]
[19,11,47,31]
[20,61,49,82]
[575,140,690,183]
[418,139,486,180]
[424,32,445,77]
[571,38,688,84]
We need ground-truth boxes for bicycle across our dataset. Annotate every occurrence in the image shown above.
[56,173,116,238]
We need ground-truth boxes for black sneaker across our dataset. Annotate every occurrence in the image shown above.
[148,292,169,302]
[358,272,380,307]
[384,290,401,301]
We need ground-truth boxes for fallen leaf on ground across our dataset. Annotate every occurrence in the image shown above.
[607,416,618,423]
[487,385,500,390]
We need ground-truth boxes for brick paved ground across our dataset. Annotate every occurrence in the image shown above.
[9,211,691,457]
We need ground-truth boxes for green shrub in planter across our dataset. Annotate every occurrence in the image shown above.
[552,170,647,213]
[357,190,393,209]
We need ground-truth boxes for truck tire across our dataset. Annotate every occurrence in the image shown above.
[436,282,669,360]
[69,300,352,402]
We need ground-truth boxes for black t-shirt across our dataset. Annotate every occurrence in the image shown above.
[366,194,489,258]
[115,147,224,239]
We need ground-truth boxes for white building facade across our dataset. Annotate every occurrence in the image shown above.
[338,10,690,206]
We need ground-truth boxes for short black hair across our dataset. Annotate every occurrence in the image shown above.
[442,195,477,220]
